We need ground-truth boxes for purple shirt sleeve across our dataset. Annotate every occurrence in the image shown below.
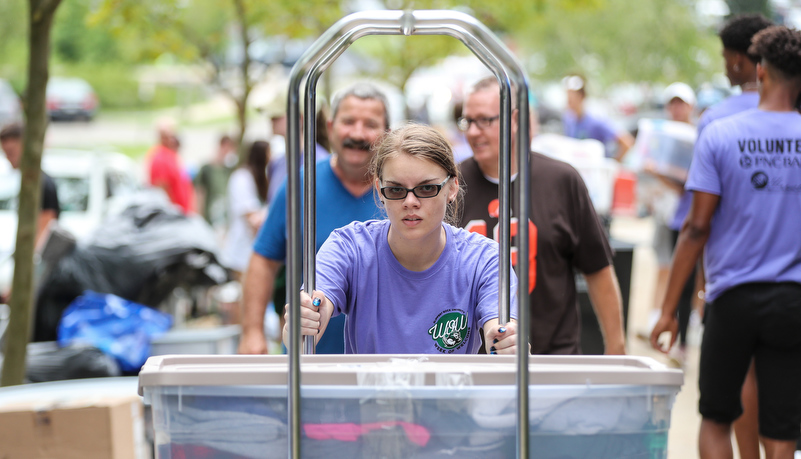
[686,126,722,196]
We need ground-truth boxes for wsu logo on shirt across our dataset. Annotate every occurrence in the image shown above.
[428,309,470,353]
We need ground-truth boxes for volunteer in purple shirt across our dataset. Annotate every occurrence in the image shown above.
[283,124,521,355]
[669,14,774,459]
[670,14,773,236]
[651,26,801,459]
[562,74,634,161]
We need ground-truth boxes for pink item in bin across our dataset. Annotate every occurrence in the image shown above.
[304,421,431,446]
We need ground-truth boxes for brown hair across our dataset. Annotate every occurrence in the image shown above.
[0,122,23,141]
[370,123,462,225]
[246,140,270,203]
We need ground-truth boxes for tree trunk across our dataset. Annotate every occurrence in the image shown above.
[1,0,62,387]
[233,0,251,164]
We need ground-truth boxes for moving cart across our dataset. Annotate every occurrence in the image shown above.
[139,9,684,458]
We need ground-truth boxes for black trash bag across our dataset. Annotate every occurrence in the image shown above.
[24,341,121,383]
[33,190,230,342]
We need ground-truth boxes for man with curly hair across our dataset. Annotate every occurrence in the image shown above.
[651,25,801,459]
[667,14,775,459]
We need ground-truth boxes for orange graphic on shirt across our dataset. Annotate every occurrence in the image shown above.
[464,199,537,293]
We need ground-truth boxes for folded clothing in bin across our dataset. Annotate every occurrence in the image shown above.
[162,400,287,458]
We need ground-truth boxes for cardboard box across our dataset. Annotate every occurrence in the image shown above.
[0,394,146,459]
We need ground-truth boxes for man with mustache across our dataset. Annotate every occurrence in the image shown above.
[239,82,390,355]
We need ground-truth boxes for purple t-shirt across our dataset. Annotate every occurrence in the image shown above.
[671,92,760,230]
[563,110,619,157]
[316,219,518,354]
[686,109,801,301]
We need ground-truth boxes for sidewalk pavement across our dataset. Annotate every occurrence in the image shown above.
[611,216,704,459]
[611,215,759,459]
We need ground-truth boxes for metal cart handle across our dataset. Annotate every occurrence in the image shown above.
[286,9,531,458]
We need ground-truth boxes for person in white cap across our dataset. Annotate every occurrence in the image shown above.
[562,74,635,162]
[641,82,702,369]
[663,82,696,125]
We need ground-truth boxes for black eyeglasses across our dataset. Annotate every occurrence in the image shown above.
[457,115,500,132]
[380,176,451,200]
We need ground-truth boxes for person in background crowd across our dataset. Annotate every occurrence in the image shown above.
[638,82,701,369]
[562,74,635,162]
[264,92,331,205]
[0,122,60,246]
[686,14,773,459]
[447,101,477,164]
[221,140,270,282]
[459,76,626,356]
[0,123,61,304]
[194,135,237,231]
[286,123,520,354]
[238,82,390,355]
[263,99,333,324]
[146,118,194,214]
[651,25,801,459]
[262,90,288,204]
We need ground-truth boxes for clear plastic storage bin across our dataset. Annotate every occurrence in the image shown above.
[139,354,682,459]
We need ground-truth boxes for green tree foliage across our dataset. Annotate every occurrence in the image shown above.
[0,0,31,88]
[52,0,120,63]
[3,0,726,114]
[345,0,717,95]
[90,0,346,156]
[349,35,464,92]
[469,0,720,86]
[344,0,596,93]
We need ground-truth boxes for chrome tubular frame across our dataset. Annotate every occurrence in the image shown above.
[286,9,531,458]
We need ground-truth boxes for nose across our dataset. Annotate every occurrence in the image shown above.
[402,191,421,207]
[349,121,368,140]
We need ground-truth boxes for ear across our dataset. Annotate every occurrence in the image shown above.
[735,52,749,73]
[756,61,766,84]
[447,176,459,203]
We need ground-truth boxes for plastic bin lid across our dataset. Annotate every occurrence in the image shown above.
[138,354,683,395]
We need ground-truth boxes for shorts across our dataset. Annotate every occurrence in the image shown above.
[652,222,674,267]
[698,282,801,440]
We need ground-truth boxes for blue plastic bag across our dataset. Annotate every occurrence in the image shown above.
[57,291,173,372]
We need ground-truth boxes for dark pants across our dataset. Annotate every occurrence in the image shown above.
[671,230,696,347]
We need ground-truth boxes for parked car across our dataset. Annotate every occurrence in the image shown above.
[0,79,22,128]
[0,149,141,293]
[46,77,99,121]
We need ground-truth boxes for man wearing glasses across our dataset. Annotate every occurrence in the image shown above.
[457,76,626,356]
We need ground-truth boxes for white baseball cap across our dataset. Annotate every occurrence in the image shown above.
[663,82,696,106]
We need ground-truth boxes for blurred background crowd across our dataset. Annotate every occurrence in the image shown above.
[1,1,800,456]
